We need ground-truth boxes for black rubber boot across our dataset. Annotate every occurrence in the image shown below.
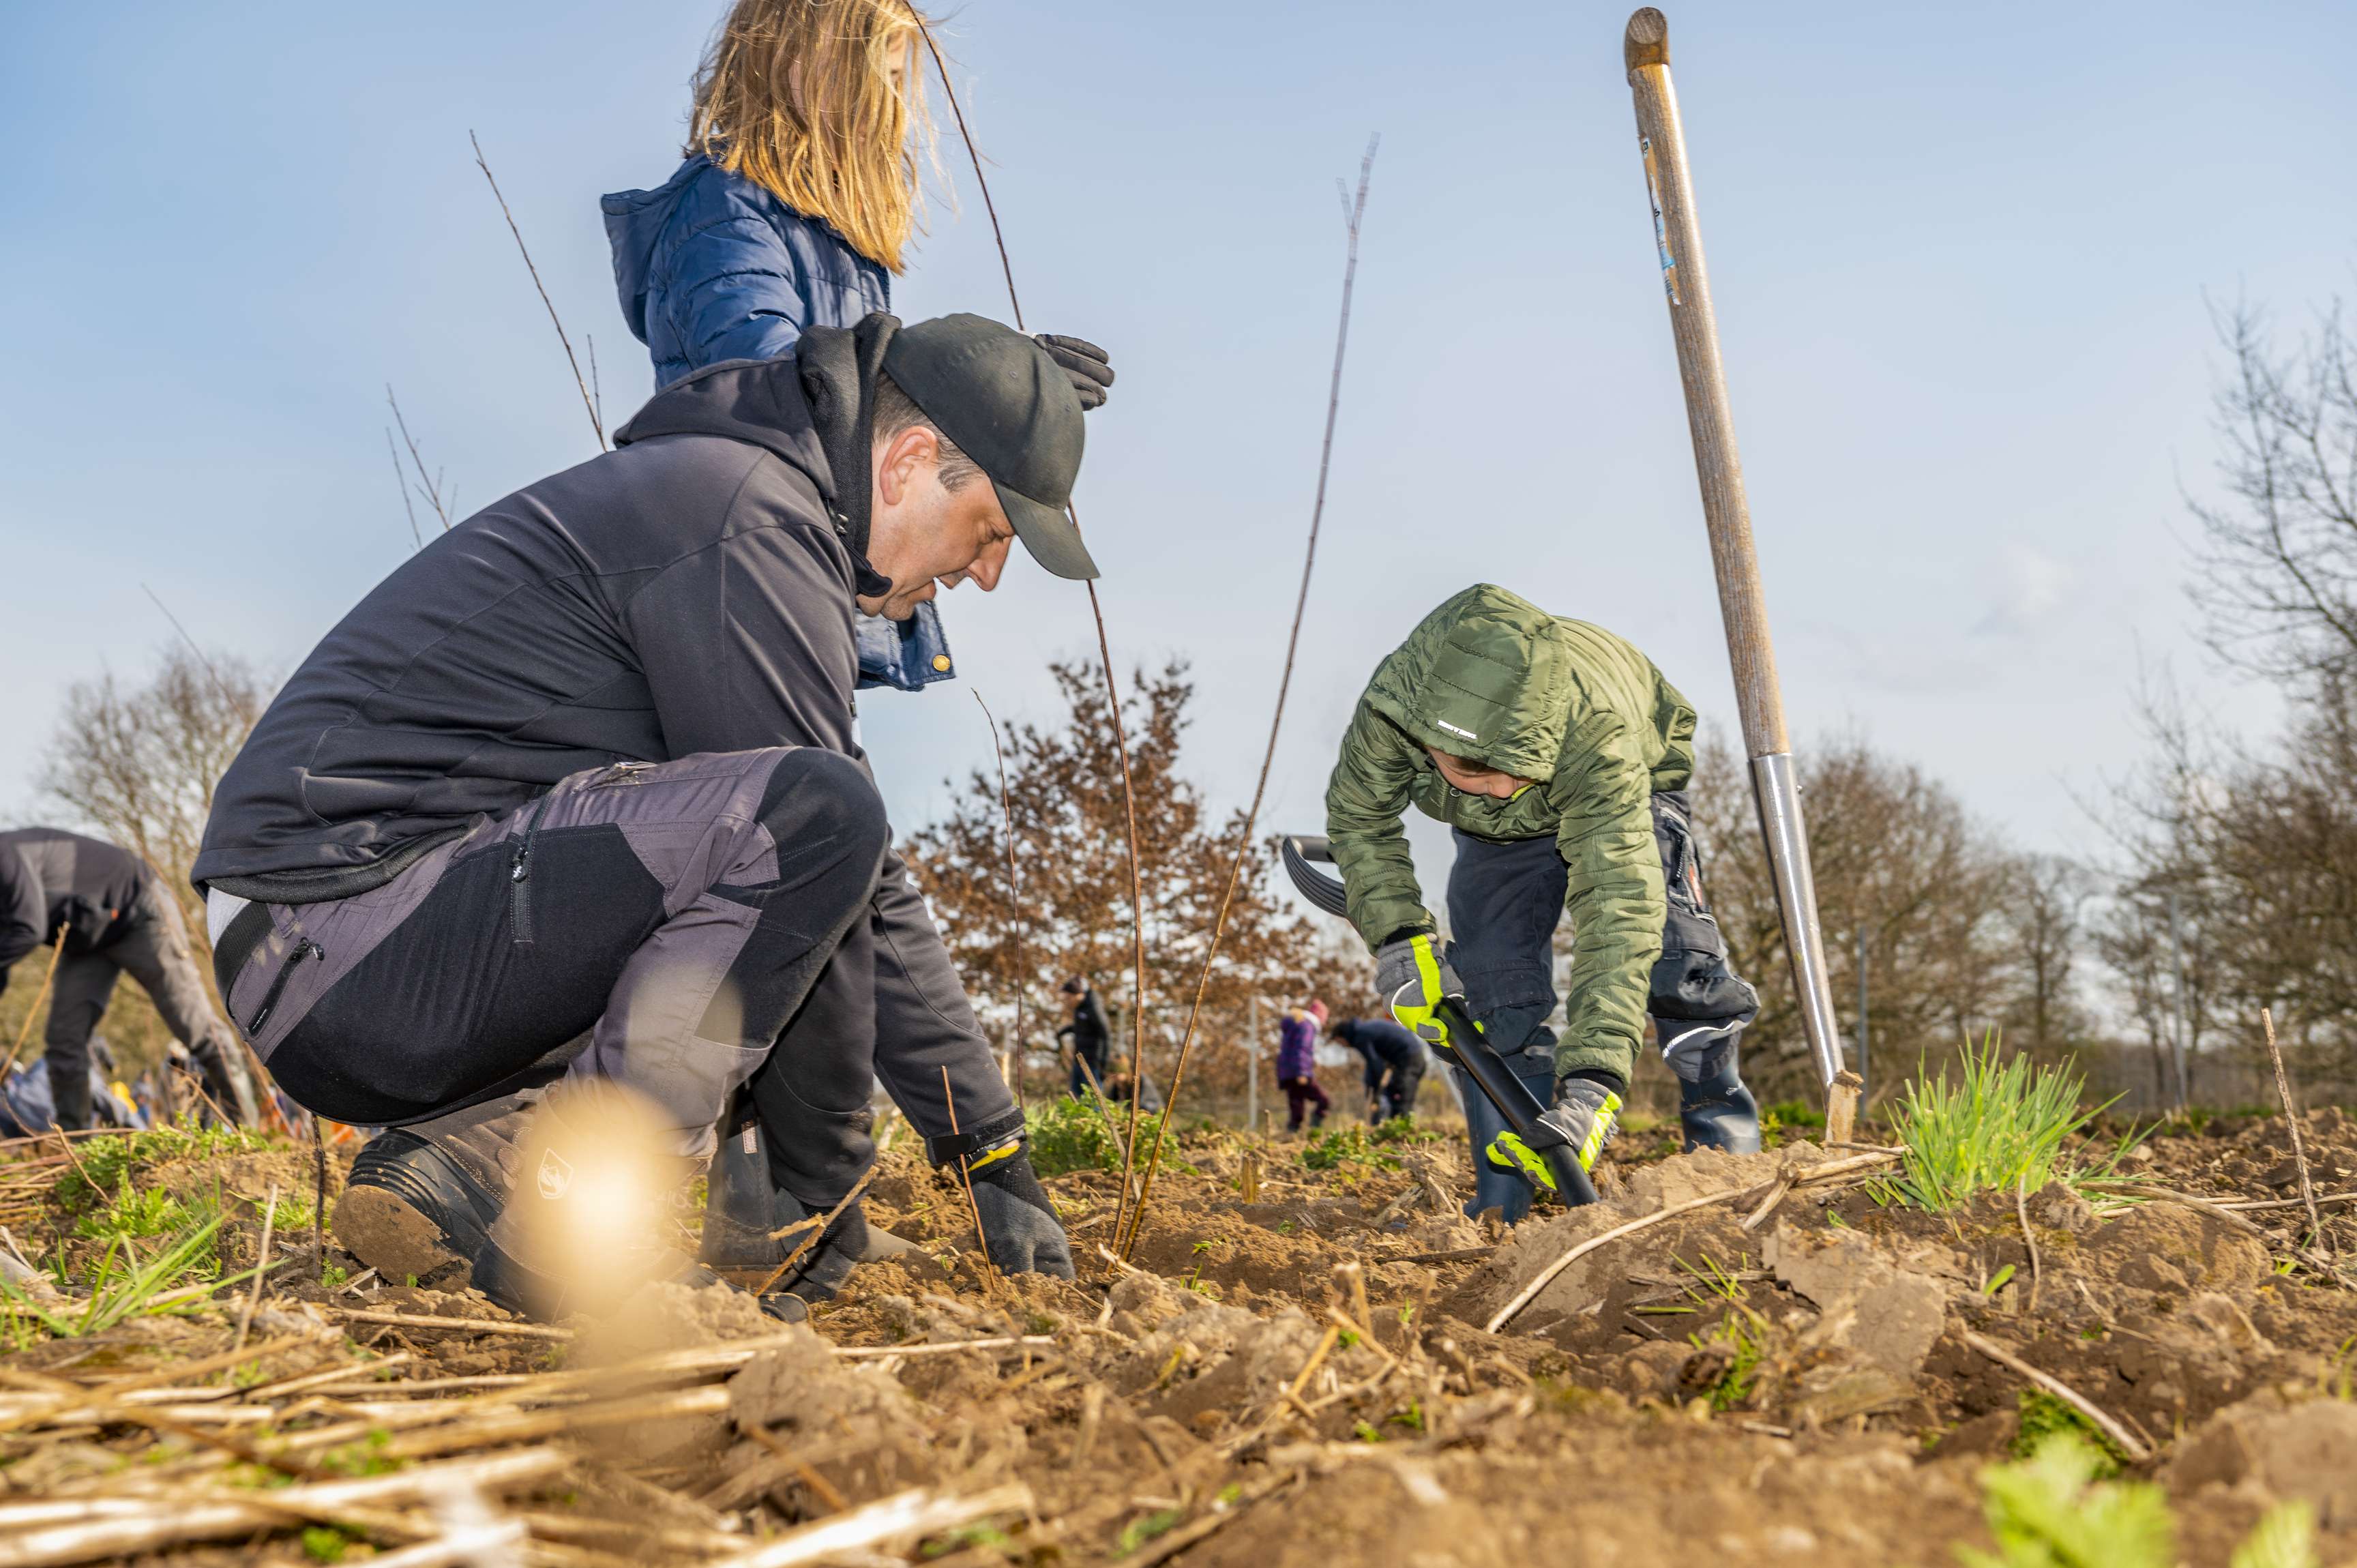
[334,1093,537,1286]
[1678,1050,1762,1155]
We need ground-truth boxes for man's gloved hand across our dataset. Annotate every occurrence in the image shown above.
[966,1144,1076,1278]
[1496,1077,1622,1186]
[1374,932,1464,1046]
[1035,334,1114,411]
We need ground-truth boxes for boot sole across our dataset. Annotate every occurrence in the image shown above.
[336,1131,504,1285]
[333,1186,469,1284]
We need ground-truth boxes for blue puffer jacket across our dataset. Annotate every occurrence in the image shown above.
[603,156,951,692]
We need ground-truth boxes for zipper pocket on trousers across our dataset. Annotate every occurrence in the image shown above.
[247,939,324,1035]
[509,791,554,946]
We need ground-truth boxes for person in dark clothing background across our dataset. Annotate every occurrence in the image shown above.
[1330,1014,1427,1125]
[0,828,257,1130]
[1055,977,1110,1099]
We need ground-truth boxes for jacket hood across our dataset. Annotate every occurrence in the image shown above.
[612,314,898,600]
[1365,584,1573,782]
[612,352,833,492]
[601,156,710,344]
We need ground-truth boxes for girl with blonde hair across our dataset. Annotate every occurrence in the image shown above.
[602,0,1110,689]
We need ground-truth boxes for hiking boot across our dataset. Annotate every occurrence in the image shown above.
[334,1092,537,1286]
[1678,1052,1762,1155]
[469,1083,705,1321]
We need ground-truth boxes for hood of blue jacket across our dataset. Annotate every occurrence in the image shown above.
[600,156,711,344]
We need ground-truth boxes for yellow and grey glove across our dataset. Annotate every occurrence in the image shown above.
[1485,1078,1622,1192]
[1374,932,1465,1046]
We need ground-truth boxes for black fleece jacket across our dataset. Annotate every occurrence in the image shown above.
[193,315,1021,1155]
[0,829,151,976]
[194,318,901,897]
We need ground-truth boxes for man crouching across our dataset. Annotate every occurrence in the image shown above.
[194,314,1107,1316]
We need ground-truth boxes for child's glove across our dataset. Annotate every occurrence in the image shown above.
[1374,932,1463,1046]
[1035,334,1114,411]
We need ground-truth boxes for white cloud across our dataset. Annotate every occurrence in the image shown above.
[1974,542,2075,636]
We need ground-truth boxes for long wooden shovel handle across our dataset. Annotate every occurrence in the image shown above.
[1622,8,1858,1143]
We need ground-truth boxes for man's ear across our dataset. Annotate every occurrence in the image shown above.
[874,426,939,510]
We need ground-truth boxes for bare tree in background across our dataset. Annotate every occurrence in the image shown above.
[40,644,269,961]
[1687,733,2015,1105]
[2079,298,2357,1104]
[2189,298,2357,686]
[1998,854,2098,1061]
[2099,674,2357,1099]
[904,660,1356,1116]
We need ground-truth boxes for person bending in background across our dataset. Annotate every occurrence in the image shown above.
[0,828,257,1130]
[602,0,1110,694]
[1324,585,1762,1224]
[1331,1013,1427,1125]
[1055,976,1110,1099]
[1275,999,1330,1134]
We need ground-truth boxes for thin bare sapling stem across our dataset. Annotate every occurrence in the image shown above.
[1118,137,1378,1261]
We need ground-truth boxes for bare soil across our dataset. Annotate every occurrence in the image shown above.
[0,1108,2352,1565]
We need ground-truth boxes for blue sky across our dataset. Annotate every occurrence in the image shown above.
[3,0,2352,902]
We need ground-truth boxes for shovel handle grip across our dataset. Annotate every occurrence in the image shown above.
[1431,997,1599,1207]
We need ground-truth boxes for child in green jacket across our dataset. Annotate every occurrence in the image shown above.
[1324,585,1760,1221]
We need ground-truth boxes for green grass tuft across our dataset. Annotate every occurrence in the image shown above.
[1115,1508,1182,1553]
[0,1215,226,1340]
[1960,1432,2174,1567]
[2012,1391,2122,1473]
[1877,1035,2131,1211]
[57,1122,272,1213]
[2231,1503,2319,1568]
[1024,1094,1168,1179]
[300,1526,352,1563]
[76,1177,196,1244]
[1369,1116,1439,1146]
[1301,1125,1402,1172]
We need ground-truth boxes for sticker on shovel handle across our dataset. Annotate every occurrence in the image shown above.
[1640,136,1682,306]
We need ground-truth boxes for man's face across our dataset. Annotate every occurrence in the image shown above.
[1426,746,1539,800]
[861,425,1016,621]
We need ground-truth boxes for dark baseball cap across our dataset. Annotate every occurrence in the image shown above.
[883,314,1097,580]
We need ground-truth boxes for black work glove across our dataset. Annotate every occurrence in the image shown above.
[1035,334,1114,412]
[967,1148,1076,1278]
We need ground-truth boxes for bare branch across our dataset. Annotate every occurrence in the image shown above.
[387,388,452,531]
[470,131,606,452]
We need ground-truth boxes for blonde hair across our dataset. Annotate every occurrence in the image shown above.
[687,0,938,273]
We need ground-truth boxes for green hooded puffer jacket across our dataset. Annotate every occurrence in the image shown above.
[1323,585,1696,1082]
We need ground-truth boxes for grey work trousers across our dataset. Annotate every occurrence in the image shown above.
[44,880,256,1130]
[1446,790,1758,1222]
[218,748,1020,1207]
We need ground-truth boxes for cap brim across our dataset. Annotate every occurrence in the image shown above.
[995,481,1099,581]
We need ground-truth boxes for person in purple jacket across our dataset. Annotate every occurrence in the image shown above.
[602,0,1111,693]
[1275,999,1331,1134]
